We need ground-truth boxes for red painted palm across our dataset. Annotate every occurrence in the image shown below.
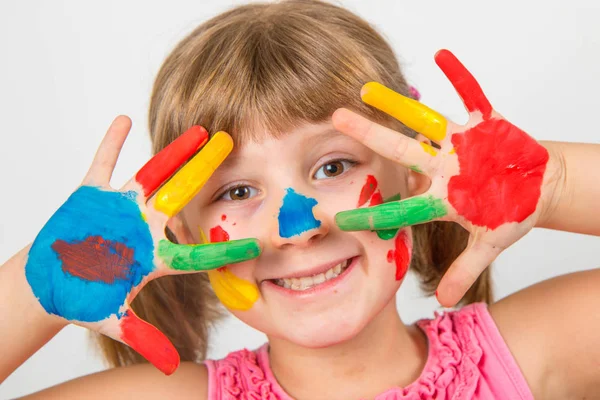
[334,50,559,306]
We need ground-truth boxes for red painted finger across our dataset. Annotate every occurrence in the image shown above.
[434,49,493,120]
[135,126,209,198]
[119,309,180,375]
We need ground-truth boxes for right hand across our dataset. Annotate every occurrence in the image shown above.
[24,116,260,375]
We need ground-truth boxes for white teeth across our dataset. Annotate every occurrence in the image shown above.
[274,259,352,291]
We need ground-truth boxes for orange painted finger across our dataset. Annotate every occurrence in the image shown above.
[434,49,493,120]
[135,126,209,198]
[332,108,437,175]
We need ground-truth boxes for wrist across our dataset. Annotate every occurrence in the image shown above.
[536,141,570,229]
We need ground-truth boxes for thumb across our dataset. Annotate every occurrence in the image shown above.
[111,309,180,375]
[436,238,501,307]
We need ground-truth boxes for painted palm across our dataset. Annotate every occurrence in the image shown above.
[334,50,557,306]
[25,121,260,374]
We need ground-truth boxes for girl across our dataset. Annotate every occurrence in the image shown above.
[2,0,599,399]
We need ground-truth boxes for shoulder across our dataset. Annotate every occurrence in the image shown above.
[488,268,600,399]
[21,361,209,400]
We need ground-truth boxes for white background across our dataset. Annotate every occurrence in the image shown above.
[1,0,599,397]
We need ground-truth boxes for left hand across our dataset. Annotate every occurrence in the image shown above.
[332,49,562,307]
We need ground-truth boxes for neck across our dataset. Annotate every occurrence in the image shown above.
[268,301,428,400]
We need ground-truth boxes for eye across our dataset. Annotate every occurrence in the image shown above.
[220,185,259,201]
[313,159,355,180]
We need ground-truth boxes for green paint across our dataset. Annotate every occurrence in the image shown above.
[158,238,260,271]
[376,193,402,240]
[336,195,447,231]
[409,165,423,173]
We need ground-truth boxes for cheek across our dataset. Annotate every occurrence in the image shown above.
[362,228,413,282]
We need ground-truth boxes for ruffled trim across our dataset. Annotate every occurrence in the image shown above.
[206,348,281,400]
[206,305,487,400]
[372,304,484,400]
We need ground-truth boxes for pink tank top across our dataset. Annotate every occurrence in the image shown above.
[204,303,534,399]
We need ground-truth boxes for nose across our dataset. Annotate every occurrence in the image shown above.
[270,188,330,249]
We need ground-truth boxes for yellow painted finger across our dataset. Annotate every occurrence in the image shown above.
[155,132,233,216]
[361,82,448,143]
[208,268,259,311]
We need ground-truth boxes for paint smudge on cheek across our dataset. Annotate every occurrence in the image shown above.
[278,188,321,238]
[357,175,378,207]
[206,225,259,310]
[369,191,383,206]
[448,119,549,229]
[221,214,227,221]
[386,230,411,280]
[52,236,134,283]
[210,225,230,243]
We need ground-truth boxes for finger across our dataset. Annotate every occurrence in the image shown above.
[335,194,447,231]
[332,108,438,175]
[135,125,209,198]
[207,268,260,311]
[119,309,179,375]
[153,131,233,217]
[360,82,448,143]
[375,193,401,240]
[435,239,501,307]
[84,115,132,186]
[434,49,493,120]
[157,238,261,272]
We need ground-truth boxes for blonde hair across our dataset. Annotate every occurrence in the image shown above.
[94,0,493,368]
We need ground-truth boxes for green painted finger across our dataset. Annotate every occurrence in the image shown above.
[158,238,260,272]
[336,195,447,231]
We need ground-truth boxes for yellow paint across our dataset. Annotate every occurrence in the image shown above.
[449,148,456,155]
[140,212,147,222]
[420,142,438,156]
[361,82,448,143]
[155,132,233,217]
[208,269,259,311]
[199,227,259,311]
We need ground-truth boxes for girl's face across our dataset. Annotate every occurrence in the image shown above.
[177,121,423,348]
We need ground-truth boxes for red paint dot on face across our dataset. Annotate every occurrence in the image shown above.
[448,119,549,229]
[52,236,133,283]
[386,230,410,281]
[232,222,237,226]
[221,214,227,221]
[210,226,230,272]
[357,175,378,207]
[209,225,230,243]
[369,190,383,206]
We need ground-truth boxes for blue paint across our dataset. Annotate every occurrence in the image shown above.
[25,186,154,323]
[278,188,321,238]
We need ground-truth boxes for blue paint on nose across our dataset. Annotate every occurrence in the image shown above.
[278,188,321,238]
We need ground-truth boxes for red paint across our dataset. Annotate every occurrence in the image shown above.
[435,50,492,119]
[386,230,410,280]
[357,175,378,207]
[210,225,230,243]
[135,125,208,197]
[120,310,179,375]
[53,236,133,283]
[369,190,383,206]
[221,214,227,221]
[448,118,548,229]
[210,226,230,273]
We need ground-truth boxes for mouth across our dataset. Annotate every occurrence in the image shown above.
[270,257,353,291]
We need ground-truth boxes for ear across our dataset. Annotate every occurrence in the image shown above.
[165,215,196,245]
[407,133,433,197]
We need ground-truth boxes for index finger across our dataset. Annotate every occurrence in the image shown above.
[434,49,493,120]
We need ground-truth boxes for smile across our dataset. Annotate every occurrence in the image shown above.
[273,258,352,291]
